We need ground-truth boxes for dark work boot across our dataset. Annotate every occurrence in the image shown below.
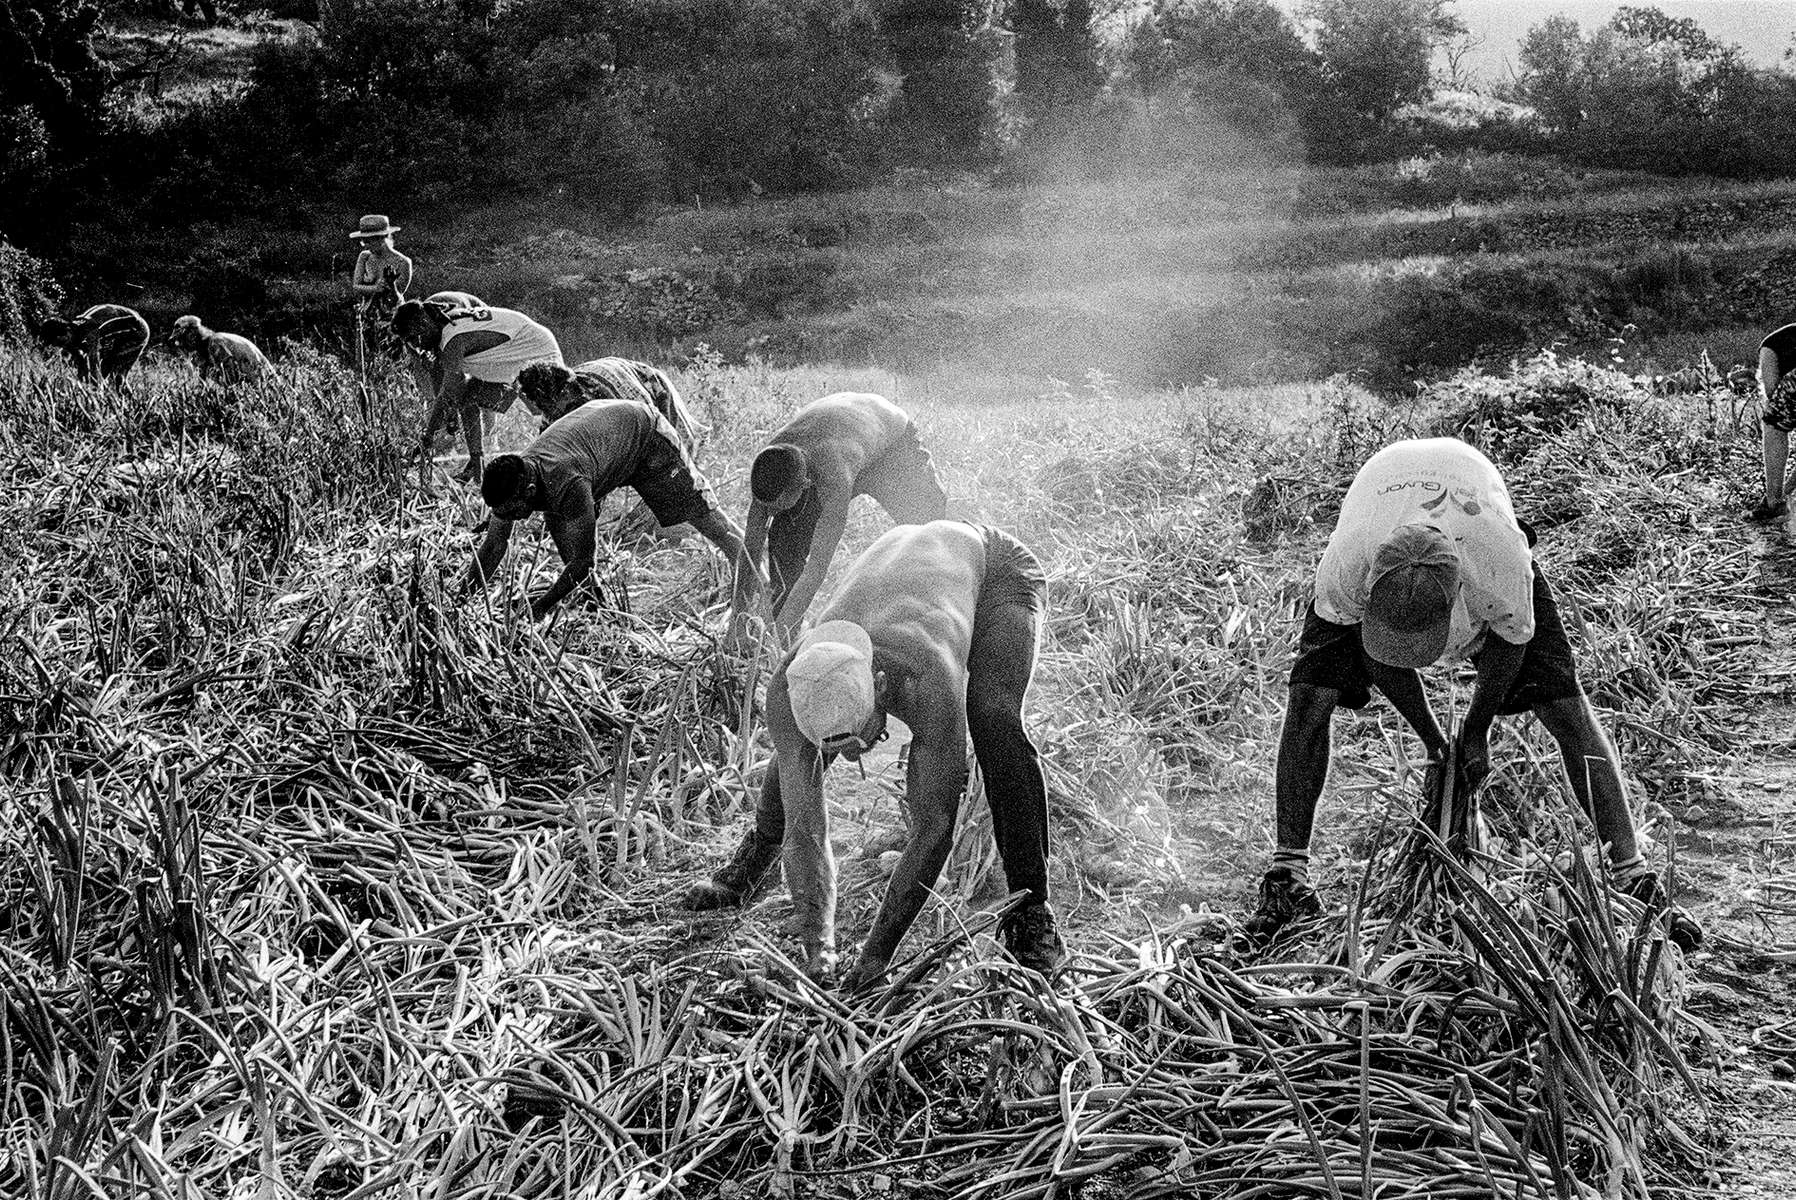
[1241,867,1324,948]
[1616,871,1704,953]
[683,828,783,910]
[1000,900,1066,976]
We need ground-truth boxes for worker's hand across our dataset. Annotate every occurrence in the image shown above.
[1455,728,1491,796]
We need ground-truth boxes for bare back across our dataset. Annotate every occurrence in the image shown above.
[771,392,912,481]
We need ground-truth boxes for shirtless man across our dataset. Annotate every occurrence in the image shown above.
[349,214,413,320]
[391,296,564,483]
[467,398,762,619]
[685,520,1064,990]
[40,304,151,388]
[1245,437,1702,952]
[170,315,271,384]
[745,393,948,636]
[517,358,704,445]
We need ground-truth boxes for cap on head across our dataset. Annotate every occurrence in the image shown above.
[39,316,72,345]
[171,315,205,345]
[351,214,401,240]
[786,620,877,748]
[1362,523,1461,668]
[481,454,530,508]
[751,443,807,503]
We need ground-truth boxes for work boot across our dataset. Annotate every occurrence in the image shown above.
[682,828,782,910]
[1000,900,1066,976]
[1241,867,1324,948]
[1748,497,1789,523]
[1616,871,1704,953]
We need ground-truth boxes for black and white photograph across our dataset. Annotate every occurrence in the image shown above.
[6,0,1796,1195]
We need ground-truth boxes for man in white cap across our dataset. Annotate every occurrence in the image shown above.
[683,520,1064,989]
[743,393,947,637]
[1246,437,1702,952]
[392,296,564,483]
[170,315,272,384]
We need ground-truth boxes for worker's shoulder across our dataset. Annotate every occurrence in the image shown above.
[853,519,984,577]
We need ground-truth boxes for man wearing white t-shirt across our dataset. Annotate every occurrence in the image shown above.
[392,297,565,483]
[1245,438,1701,952]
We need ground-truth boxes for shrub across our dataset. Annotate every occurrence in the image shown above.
[0,241,63,344]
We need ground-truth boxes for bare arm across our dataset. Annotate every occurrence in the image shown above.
[422,341,471,445]
[768,676,837,976]
[532,482,599,618]
[773,475,853,636]
[1762,346,1781,399]
[744,499,770,571]
[352,252,382,296]
[848,721,969,988]
[1364,661,1447,755]
[464,517,515,593]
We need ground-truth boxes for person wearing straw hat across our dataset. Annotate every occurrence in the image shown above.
[1748,320,1796,522]
[684,519,1064,989]
[349,215,413,319]
[39,303,152,389]
[465,397,762,620]
[744,392,948,637]
[170,314,272,384]
[517,358,705,446]
[392,295,564,483]
[1245,437,1702,952]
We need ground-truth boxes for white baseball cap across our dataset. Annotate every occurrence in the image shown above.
[787,620,877,747]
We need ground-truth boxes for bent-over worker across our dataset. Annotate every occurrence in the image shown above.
[1246,437,1702,953]
[467,397,761,619]
[685,519,1064,990]
[745,392,948,636]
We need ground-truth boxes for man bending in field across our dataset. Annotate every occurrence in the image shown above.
[517,358,705,445]
[684,520,1064,989]
[467,398,762,620]
[745,392,948,637]
[40,304,151,388]
[1246,437,1702,952]
[1750,320,1796,522]
[392,296,564,483]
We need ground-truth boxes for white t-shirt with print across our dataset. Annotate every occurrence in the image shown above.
[438,305,564,383]
[1314,438,1534,661]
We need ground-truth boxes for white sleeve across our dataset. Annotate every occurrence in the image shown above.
[1312,538,1370,625]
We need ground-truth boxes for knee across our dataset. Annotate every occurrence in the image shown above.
[1535,694,1610,753]
[1284,683,1337,736]
[967,689,1027,740]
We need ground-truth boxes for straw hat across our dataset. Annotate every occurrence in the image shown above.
[350,214,401,240]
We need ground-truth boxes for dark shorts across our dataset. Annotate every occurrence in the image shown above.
[628,423,718,528]
[463,378,518,415]
[1761,375,1796,432]
[854,421,948,524]
[975,525,1047,628]
[1290,563,1582,716]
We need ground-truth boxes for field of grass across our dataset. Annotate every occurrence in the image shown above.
[7,331,1796,1197]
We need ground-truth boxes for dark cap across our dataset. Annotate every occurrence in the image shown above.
[1362,523,1460,668]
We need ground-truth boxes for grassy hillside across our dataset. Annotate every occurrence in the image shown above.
[91,157,1796,401]
[5,337,1795,1195]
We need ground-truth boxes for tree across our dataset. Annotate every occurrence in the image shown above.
[877,0,1000,160]
[1301,0,1464,126]
[1010,0,1103,125]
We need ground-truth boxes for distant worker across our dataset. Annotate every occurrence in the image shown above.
[685,520,1064,990]
[467,397,762,619]
[517,358,706,445]
[39,304,151,388]
[392,296,563,483]
[745,393,948,636]
[1750,320,1796,521]
[171,315,271,384]
[1245,437,1702,952]
[349,214,414,321]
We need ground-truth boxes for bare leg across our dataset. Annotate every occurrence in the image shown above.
[1764,422,1791,507]
[1273,683,1340,853]
[1531,694,1639,863]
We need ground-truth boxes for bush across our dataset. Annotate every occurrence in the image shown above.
[0,241,63,344]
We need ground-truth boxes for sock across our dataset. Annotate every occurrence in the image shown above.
[1609,851,1649,882]
[1272,848,1311,885]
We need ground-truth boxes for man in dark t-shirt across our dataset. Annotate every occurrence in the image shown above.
[1751,322,1796,521]
[466,399,763,618]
